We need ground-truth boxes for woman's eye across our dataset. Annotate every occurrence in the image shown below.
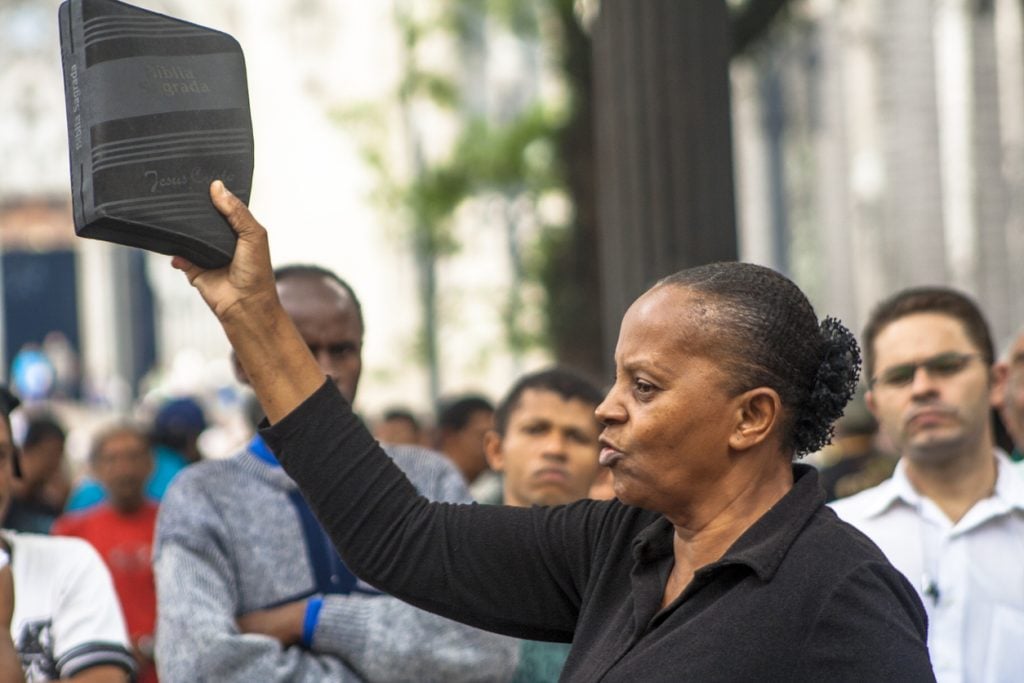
[633,379,655,397]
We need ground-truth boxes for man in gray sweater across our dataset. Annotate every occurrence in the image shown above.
[153,265,517,682]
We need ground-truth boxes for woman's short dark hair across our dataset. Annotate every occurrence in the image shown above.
[658,262,860,457]
[861,286,993,381]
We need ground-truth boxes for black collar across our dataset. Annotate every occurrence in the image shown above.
[631,464,825,581]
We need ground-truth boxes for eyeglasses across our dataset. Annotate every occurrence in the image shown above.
[869,352,983,389]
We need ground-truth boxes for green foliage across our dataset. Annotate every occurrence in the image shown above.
[338,0,582,374]
[442,0,540,40]
[405,166,468,256]
[486,0,541,36]
[452,105,565,193]
[399,69,459,108]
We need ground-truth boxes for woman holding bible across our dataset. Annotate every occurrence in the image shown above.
[174,181,934,682]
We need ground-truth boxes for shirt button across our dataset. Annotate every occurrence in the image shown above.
[330,575,340,585]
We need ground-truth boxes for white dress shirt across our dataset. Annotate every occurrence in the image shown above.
[830,452,1024,683]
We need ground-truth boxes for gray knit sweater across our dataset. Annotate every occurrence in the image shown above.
[153,441,518,682]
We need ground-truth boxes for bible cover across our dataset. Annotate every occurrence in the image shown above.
[59,0,253,269]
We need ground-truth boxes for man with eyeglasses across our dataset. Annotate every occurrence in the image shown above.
[831,287,1024,682]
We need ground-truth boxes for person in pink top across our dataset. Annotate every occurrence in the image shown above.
[54,424,159,683]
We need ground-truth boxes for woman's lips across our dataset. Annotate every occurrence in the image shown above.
[599,447,623,467]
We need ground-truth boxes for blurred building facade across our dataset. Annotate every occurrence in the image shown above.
[732,0,1024,346]
[0,0,552,423]
[4,0,1023,424]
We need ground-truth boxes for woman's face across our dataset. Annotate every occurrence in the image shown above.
[595,285,742,517]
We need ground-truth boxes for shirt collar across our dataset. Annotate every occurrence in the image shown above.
[856,449,1024,518]
[631,463,826,582]
[885,458,922,509]
[993,449,1024,510]
[248,434,279,467]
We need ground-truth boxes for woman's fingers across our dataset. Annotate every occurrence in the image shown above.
[210,180,265,242]
[170,255,203,284]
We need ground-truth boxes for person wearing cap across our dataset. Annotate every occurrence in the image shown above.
[64,396,208,512]
[0,386,135,682]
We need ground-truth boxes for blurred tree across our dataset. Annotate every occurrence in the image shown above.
[339,0,594,397]
[340,0,794,396]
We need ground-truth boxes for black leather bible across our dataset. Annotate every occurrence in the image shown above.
[59,0,254,269]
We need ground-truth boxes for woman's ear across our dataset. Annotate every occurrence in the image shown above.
[728,388,781,452]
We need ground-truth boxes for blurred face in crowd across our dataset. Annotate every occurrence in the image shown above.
[443,409,495,484]
[374,416,421,446]
[0,418,14,521]
[20,434,65,489]
[867,313,995,466]
[994,331,1024,450]
[277,275,364,404]
[486,389,601,508]
[93,428,153,513]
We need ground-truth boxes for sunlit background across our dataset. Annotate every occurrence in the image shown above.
[1,0,1021,464]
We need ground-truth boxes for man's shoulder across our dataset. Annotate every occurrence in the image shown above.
[800,500,894,567]
[51,507,95,536]
[381,444,472,502]
[383,443,457,477]
[163,453,248,497]
[156,455,260,540]
[8,530,104,567]
[828,475,899,522]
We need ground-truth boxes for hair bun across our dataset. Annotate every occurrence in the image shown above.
[793,317,861,455]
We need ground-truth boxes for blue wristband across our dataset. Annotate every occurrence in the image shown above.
[301,596,324,647]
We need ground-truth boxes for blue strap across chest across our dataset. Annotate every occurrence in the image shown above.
[288,489,358,594]
[248,436,375,596]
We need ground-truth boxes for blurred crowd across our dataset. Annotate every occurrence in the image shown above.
[0,265,1022,682]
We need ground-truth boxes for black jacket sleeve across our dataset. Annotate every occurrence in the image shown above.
[263,380,618,642]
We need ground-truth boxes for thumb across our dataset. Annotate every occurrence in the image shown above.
[210,181,264,239]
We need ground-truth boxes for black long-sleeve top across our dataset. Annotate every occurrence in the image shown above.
[264,380,935,682]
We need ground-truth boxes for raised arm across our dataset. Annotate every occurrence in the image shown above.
[176,182,615,643]
[172,181,321,424]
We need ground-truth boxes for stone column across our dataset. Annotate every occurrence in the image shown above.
[592,0,738,367]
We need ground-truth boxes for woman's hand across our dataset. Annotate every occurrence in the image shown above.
[172,181,278,324]
[173,181,325,424]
